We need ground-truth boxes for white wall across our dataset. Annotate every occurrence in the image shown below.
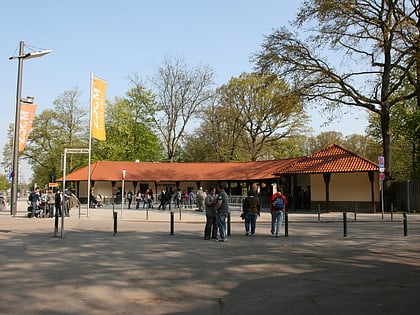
[311,172,379,202]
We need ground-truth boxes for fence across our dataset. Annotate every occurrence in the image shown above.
[391,180,420,213]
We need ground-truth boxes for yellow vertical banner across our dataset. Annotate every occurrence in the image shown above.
[19,103,37,152]
[91,77,107,140]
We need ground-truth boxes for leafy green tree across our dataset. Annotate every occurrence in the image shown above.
[22,89,88,187]
[217,73,308,161]
[344,134,381,163]
[305,131,345,154]
[266,136,309,159]
[367,97,420,179]
[180,73,308,162]
[0,174,10,191]
[1,124,14,171]
[95,85,163,161]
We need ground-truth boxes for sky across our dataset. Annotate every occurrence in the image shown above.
[1,0,369,181]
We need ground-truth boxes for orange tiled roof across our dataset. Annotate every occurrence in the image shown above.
[274,144,378,175]
[63,158,299,182]
[61,144,378,182]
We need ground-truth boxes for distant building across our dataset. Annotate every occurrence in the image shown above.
[59,144,379,212]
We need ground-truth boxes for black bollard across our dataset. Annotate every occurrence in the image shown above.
[403,212,408,236]
[343,212,347,237]
[227,213,231,236]
[391,203,394,221]
[285,211,289,237]
[113,211,117,235]
[53,212,59,237]
[170,211,174,235]
[318,205,321,221]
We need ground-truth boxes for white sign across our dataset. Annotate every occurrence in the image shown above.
[65,148,89,154]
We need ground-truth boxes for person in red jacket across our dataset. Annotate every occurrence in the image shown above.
[270,190,288,237]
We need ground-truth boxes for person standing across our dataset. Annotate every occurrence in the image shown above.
[47,190,55,218]
[270,190,288,237]
[29,187,40,218]
[158,189,166,210]
[127,190,133,209]
[163,187,173,210]
[204,187,218,240]
[135,190,142,209]
[242,190,260,236]
[215,184,230,242]
[147,189,154,209]
[55,190,62,216]
[188,190,195,208]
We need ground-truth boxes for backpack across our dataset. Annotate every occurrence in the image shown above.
[273,195,284,210]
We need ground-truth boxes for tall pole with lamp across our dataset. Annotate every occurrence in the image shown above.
[9,41,51,215]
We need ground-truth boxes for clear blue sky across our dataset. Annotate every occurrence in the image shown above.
[1,0,368,181]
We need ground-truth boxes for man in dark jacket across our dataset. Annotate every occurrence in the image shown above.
[242,190,261,236]
[215,184,230,242]
[29,187,40,218]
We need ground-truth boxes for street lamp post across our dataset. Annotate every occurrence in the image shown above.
[9,41,51,215]
[121,169,126,218]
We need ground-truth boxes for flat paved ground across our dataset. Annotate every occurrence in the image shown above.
[1,201,419,314]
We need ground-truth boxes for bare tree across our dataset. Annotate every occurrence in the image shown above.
[254,0,419,182]
[149,56,214,162]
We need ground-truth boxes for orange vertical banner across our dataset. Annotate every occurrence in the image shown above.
[19,103,37,152]
[91,77,107,140]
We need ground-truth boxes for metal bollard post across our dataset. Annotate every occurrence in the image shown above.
[53,212,59,237]
[113,211,117,235]
[227,213,231,236]
[391,203,394,221]
[318,204,321,221]
[170,211,174,235]
[285,212,289,237]
[343,212,347,237]
[403,212,408,236]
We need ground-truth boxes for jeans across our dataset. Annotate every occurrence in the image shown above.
[271,210,284,237]
[204,215,217,239]
[31,201,38,217]
[245,213,258,235]
[217,212,228,240]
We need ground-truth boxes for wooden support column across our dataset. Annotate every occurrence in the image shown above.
[323,173,331,212]
[368,171,376,213]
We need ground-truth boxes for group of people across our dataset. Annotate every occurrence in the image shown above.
[28,187,64,218]
[202,186,288,241]
[240,189,288,238]
[156,187,203,210]
[203,184,230,242]
[132,188,154,209]
[241,190,288,237]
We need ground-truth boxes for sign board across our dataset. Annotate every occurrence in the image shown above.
[378,156,385,168]
[379,173,386,181]
[49,182,58,187]
[65,148,89,154]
